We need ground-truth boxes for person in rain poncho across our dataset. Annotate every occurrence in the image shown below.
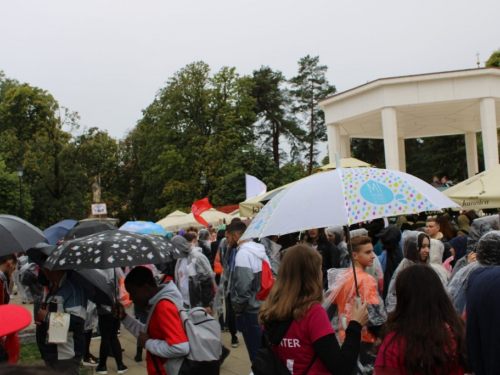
[429,239,450,285]
[447,231,500,316]
[172,234,215,313]
[444,235,468,273]
[376,225,403,301]
[324,235,387,375]
[450,214,499,280]
[385,231,430,314]
[327,226,350,268]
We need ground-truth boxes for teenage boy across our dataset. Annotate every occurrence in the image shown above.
[326,235,386,374]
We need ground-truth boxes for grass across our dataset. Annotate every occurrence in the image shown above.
[19,343,91,374]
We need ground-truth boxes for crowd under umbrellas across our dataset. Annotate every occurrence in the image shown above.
[0,164,497,375]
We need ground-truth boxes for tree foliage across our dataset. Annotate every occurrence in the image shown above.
[486,48,500,68]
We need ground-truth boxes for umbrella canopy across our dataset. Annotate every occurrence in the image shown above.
[0,215,46,255]
[242,167,459,240]
[44,230,181,271]
[159,208,232,231]
[444,165,500,210]
[26,243,113,305]
[43,219,78,245]
[156,210,188,230]
[65,221,116,240]
[119,221,167,236]
[317,157,374,171]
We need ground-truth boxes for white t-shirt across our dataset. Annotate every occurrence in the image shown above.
[177,258,190,306]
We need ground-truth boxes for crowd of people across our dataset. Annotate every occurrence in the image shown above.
[0,209,499,375]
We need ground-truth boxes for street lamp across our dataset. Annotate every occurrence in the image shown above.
[200,172,207,186]
[17,166,24,218]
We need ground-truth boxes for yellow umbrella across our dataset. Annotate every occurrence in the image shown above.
[444,165,500,210]
[317,157,374,171]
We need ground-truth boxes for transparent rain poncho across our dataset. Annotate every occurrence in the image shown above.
[84,300,98,331]
[450,215,499,280]
[429,239,450,285]
[447,230,500,315]
[385,231,430,313]
[19,261,44,304]
[323,266,387,375]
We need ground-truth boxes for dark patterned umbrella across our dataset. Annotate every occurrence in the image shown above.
[64,221,117,240]
[44,231,181,271]
[26,242,113,305]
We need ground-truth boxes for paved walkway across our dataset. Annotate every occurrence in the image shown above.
[11,293,252,375]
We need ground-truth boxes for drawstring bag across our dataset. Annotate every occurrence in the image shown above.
[214,251,223,276]
[256,261,274,301]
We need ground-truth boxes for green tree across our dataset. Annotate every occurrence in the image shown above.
[290,55,336,174]
[486,48,500,67]
[0,158,33,217]
[251,66,305,168]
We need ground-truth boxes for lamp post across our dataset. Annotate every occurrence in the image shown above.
[17,166,24,218]
[200,172,207,197]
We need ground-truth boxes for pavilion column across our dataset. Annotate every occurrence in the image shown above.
[381,107,400,170]
[479,97,499,170]
[340,136,351,158]
[465,132,479,177]
[398,138,406,172]
[327,123,341,163]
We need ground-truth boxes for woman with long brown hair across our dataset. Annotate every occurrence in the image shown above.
[258,244,369,375]
[304,228,340,289]
[374,265,468,375]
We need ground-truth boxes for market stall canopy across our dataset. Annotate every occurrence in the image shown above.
[318,157,374,171]
[444,165,500,210]
[156,210,188,230]
[158,208,232,231]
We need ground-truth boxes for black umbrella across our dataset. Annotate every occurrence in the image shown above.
[0,215,46,256]
[44,231,181,271]
[26,243,113,305]
[64,221,117,240]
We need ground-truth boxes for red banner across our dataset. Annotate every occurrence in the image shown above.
[191,198,212,226]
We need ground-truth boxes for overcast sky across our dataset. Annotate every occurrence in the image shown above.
[2,0,499,155]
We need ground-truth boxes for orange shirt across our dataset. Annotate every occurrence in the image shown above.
[331,268,380,343]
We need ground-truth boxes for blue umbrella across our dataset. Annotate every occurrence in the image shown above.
[119,221,167,236]
[43,219,78,245]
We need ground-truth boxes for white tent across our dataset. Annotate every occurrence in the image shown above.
[156,210,187,230]
[158,208,233,231]
[444,165,500,210]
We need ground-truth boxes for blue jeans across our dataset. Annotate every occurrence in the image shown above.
[236,312,262,363]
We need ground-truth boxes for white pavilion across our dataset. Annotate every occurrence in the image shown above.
[319,67,500,177]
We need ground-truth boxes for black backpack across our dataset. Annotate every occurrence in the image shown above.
[252,321,317,375]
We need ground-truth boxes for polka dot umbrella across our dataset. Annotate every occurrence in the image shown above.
[43,230,181,271]
[242,167,460,241]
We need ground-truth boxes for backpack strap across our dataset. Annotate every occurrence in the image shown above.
[150,353,163,375]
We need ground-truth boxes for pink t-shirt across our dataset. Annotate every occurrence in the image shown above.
[271,304,335,375]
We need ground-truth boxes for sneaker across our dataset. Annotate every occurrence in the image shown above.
[95,365,107,374]
[91,332,101,340]
[82,356,99,367]
[220,345,230,366]
[117,329,121,337]
[231,337,239,348]
[117,364,128,374]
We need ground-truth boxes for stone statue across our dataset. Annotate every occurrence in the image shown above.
[92,177,101,203]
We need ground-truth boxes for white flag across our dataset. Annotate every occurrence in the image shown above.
[245,174,267,200]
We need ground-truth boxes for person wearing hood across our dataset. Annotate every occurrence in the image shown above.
[466,265,500,374]
[197,228,212,259]
[449,215,499,280]
[171,234,215,313]
[226,221,271,363]
[429,239,450,285]
[444,235,468,273]
[457,215,471,236]
[385,231,430,313]
[447,231,500,316]
[327,226,350,268]
[376,225,403,301]
[114,267,189,375]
